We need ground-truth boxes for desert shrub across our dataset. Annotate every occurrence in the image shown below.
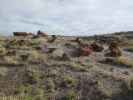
[62,90,77,100]
[24,70,41,85]
[119,78,133,99]
[16,85,45,100]
[29,40,40,49]
[14,85,27,95]
[115,57,133,68]
[104,57,133,68]
[20,54,29,61]
[123,77,133,90]
[0,46,6,56]
[24,96,33,100]
[124,40,133,47]
[61,76,77,88]
[33,88,44,99]
[30,40,40,46]
[5,39,31,50]
[3,56,19,65]
[0,67,8,77]
[28,50,45,63]
[6,49,16,56]
[14,85,33,95]
[24,95,46,100]
[45,78,55,92]
[69,62,91,72]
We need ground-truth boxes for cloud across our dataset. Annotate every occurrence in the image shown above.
[0,0,133,36]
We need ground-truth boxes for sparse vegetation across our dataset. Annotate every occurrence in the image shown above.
[0,32,132,100]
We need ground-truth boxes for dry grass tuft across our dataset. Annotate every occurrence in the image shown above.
[115,57,133,68]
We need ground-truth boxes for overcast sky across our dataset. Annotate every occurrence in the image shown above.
[0,0,133,36]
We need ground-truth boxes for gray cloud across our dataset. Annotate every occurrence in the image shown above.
[0,0,133,36]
